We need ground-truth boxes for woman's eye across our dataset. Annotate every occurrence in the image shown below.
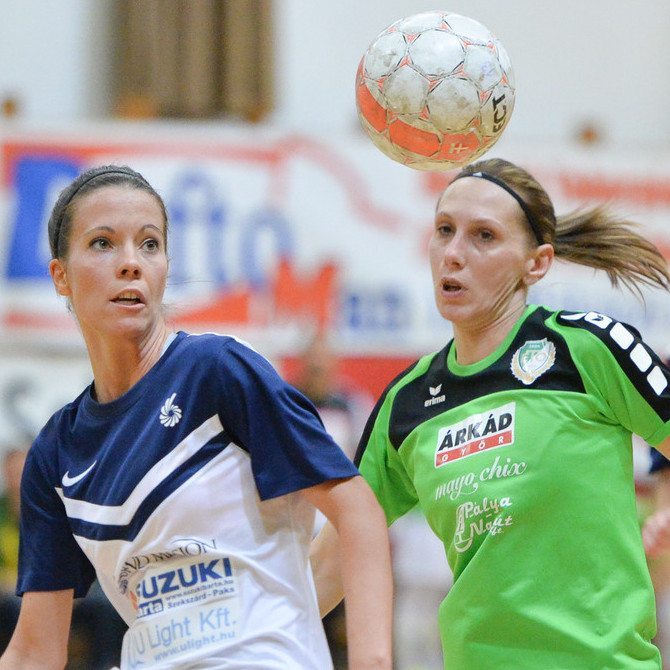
[479,230,494,241]
[91,238,110,250]
[143,238,160,251]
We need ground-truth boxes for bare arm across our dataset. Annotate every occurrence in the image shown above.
[310,518,343,617]
[304,475,393,670]
[0,590,73,670]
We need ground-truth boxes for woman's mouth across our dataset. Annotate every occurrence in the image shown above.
[441,279,464,293]
[112,291,143,305]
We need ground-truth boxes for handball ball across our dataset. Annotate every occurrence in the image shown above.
[355,11,515,171]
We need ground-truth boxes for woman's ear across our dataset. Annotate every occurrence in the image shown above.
[524,243,554,287]
[49,258,71,297]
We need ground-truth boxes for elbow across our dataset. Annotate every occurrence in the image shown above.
[350,649,393,670]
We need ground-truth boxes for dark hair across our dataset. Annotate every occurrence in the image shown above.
[48,165,169,259]
[453,157,670,296]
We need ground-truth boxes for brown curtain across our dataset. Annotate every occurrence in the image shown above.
[114,0,273,121]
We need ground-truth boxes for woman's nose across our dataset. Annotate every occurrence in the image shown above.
[443,234,465,268]
[117,247,141,278]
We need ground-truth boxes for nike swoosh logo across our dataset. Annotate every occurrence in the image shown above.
[62,461,98,487]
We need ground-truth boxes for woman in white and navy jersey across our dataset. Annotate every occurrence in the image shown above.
[312,157,670,670]
[0,165,393,670]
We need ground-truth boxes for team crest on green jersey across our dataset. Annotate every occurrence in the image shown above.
[511,338,556,385]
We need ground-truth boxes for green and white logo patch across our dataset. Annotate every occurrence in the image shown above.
[511,338,555,385]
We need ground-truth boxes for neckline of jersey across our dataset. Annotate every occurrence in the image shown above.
[446,304,539,377]
[82,331,186,418]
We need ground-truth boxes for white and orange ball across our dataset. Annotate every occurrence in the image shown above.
[355,11,515,171]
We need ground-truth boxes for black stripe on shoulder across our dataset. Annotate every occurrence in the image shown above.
[387,307,586,450]
[557,309,670,420]
[353,359,422,466]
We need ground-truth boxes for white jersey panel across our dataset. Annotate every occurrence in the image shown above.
[75,444,330,668]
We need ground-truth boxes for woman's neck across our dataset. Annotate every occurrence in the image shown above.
[452,302,528,366]
[86,324,172,403]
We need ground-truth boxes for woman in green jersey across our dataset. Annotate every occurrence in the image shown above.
[312,157,670,669]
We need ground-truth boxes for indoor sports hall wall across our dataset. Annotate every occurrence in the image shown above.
[2,1,670,145]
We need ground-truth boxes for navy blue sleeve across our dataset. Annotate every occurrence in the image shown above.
[215,339,359,500]
[650,446,670,474]
[17,430,96,597]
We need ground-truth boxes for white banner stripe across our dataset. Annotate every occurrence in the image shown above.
[55,414,224,525]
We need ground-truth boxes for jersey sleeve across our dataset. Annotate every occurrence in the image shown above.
[554,310,670,446]
[214,338,359,500]
[17,433,96,597]
[355,392,419,525]
[650,446,670,473]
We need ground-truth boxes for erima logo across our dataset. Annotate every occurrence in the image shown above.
[424,384,446,407]
[160,393,182,427]
[61,460,97,487]
[434,402,515,468]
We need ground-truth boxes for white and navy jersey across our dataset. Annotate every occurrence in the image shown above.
[18,332,358,669]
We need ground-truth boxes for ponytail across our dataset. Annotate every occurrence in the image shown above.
[554,207,669,296]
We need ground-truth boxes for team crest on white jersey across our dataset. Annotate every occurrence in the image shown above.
[434,402,515,467]
[511,338,555,385]
[160,393,182,427]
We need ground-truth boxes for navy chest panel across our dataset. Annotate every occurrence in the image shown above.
[388,308,586,450]
[61,359,230,506]
[61,406,231,542]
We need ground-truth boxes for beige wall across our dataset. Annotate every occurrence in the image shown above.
[1,1,670,147]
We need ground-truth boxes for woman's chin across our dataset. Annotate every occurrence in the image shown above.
[436,301,469,324]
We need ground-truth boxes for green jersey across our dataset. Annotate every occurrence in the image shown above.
[357,305,670,669]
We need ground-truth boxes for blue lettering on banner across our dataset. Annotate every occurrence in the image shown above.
[240,208,294,288]
[6,156,81,279]
[343,288,410,333]
[154,170,296,290]
[167,170,228,286]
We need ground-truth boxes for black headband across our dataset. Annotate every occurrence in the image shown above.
[451,171,544,246]
[53,168,150,257]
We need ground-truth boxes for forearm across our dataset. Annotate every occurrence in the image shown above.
[0,643,66,670]
[0,590,72,670]
[310,521,344,617]
[339,506,393,669]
